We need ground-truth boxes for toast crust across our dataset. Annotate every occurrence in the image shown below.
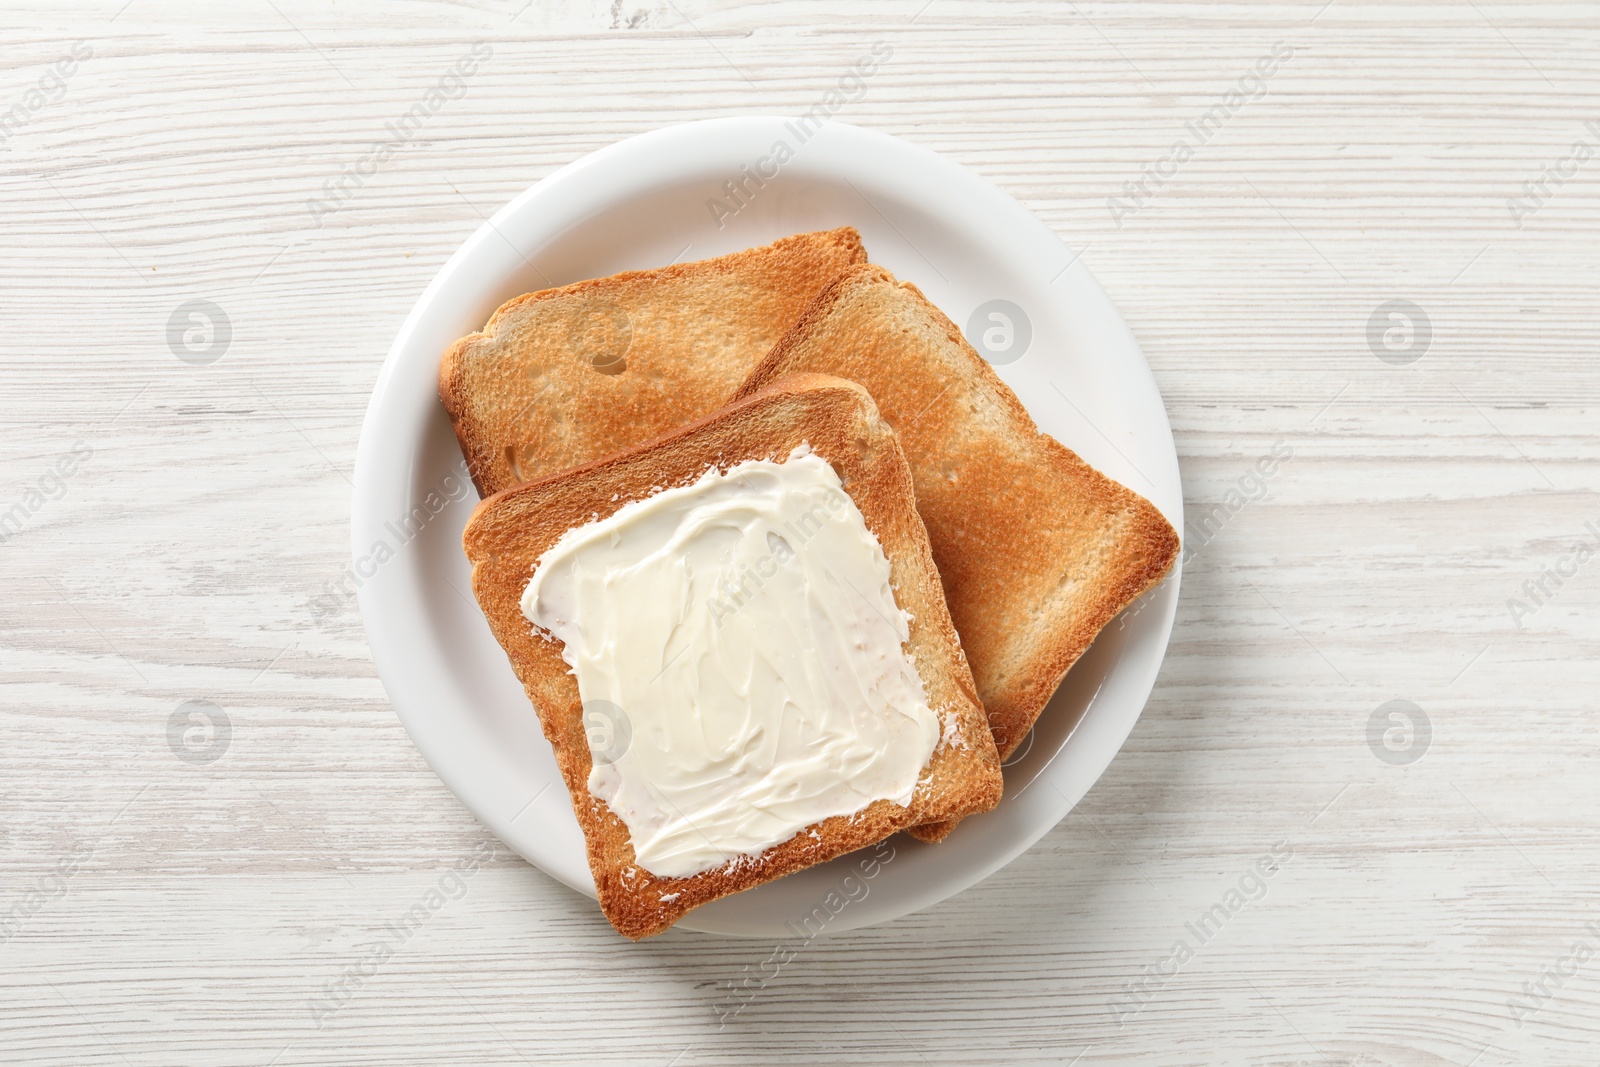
[737,265,1180,773]
[462,373,1002,938]
[440,228,867,497]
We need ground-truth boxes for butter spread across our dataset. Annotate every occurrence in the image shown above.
[521,447,940,879]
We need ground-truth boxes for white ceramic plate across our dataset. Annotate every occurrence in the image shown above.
[353,117,1182,936]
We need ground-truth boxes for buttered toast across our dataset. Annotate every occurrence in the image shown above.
[461,373,1002,938]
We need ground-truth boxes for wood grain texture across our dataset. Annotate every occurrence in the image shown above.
[1,1,1597,1064]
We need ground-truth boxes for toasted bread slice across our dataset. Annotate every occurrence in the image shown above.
[462,373,1003,939]
[737,265,1179,778]
[440,228,868,496]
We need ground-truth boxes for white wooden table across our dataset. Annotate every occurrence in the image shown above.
[4,2,1597,1064]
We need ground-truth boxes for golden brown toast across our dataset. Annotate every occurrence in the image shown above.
[440,228,867,496]
[462,373,1003,939]
[737,265,1179,784]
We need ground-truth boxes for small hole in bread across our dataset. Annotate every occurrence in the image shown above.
[590,352,627,375]
[568,303,632,376]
